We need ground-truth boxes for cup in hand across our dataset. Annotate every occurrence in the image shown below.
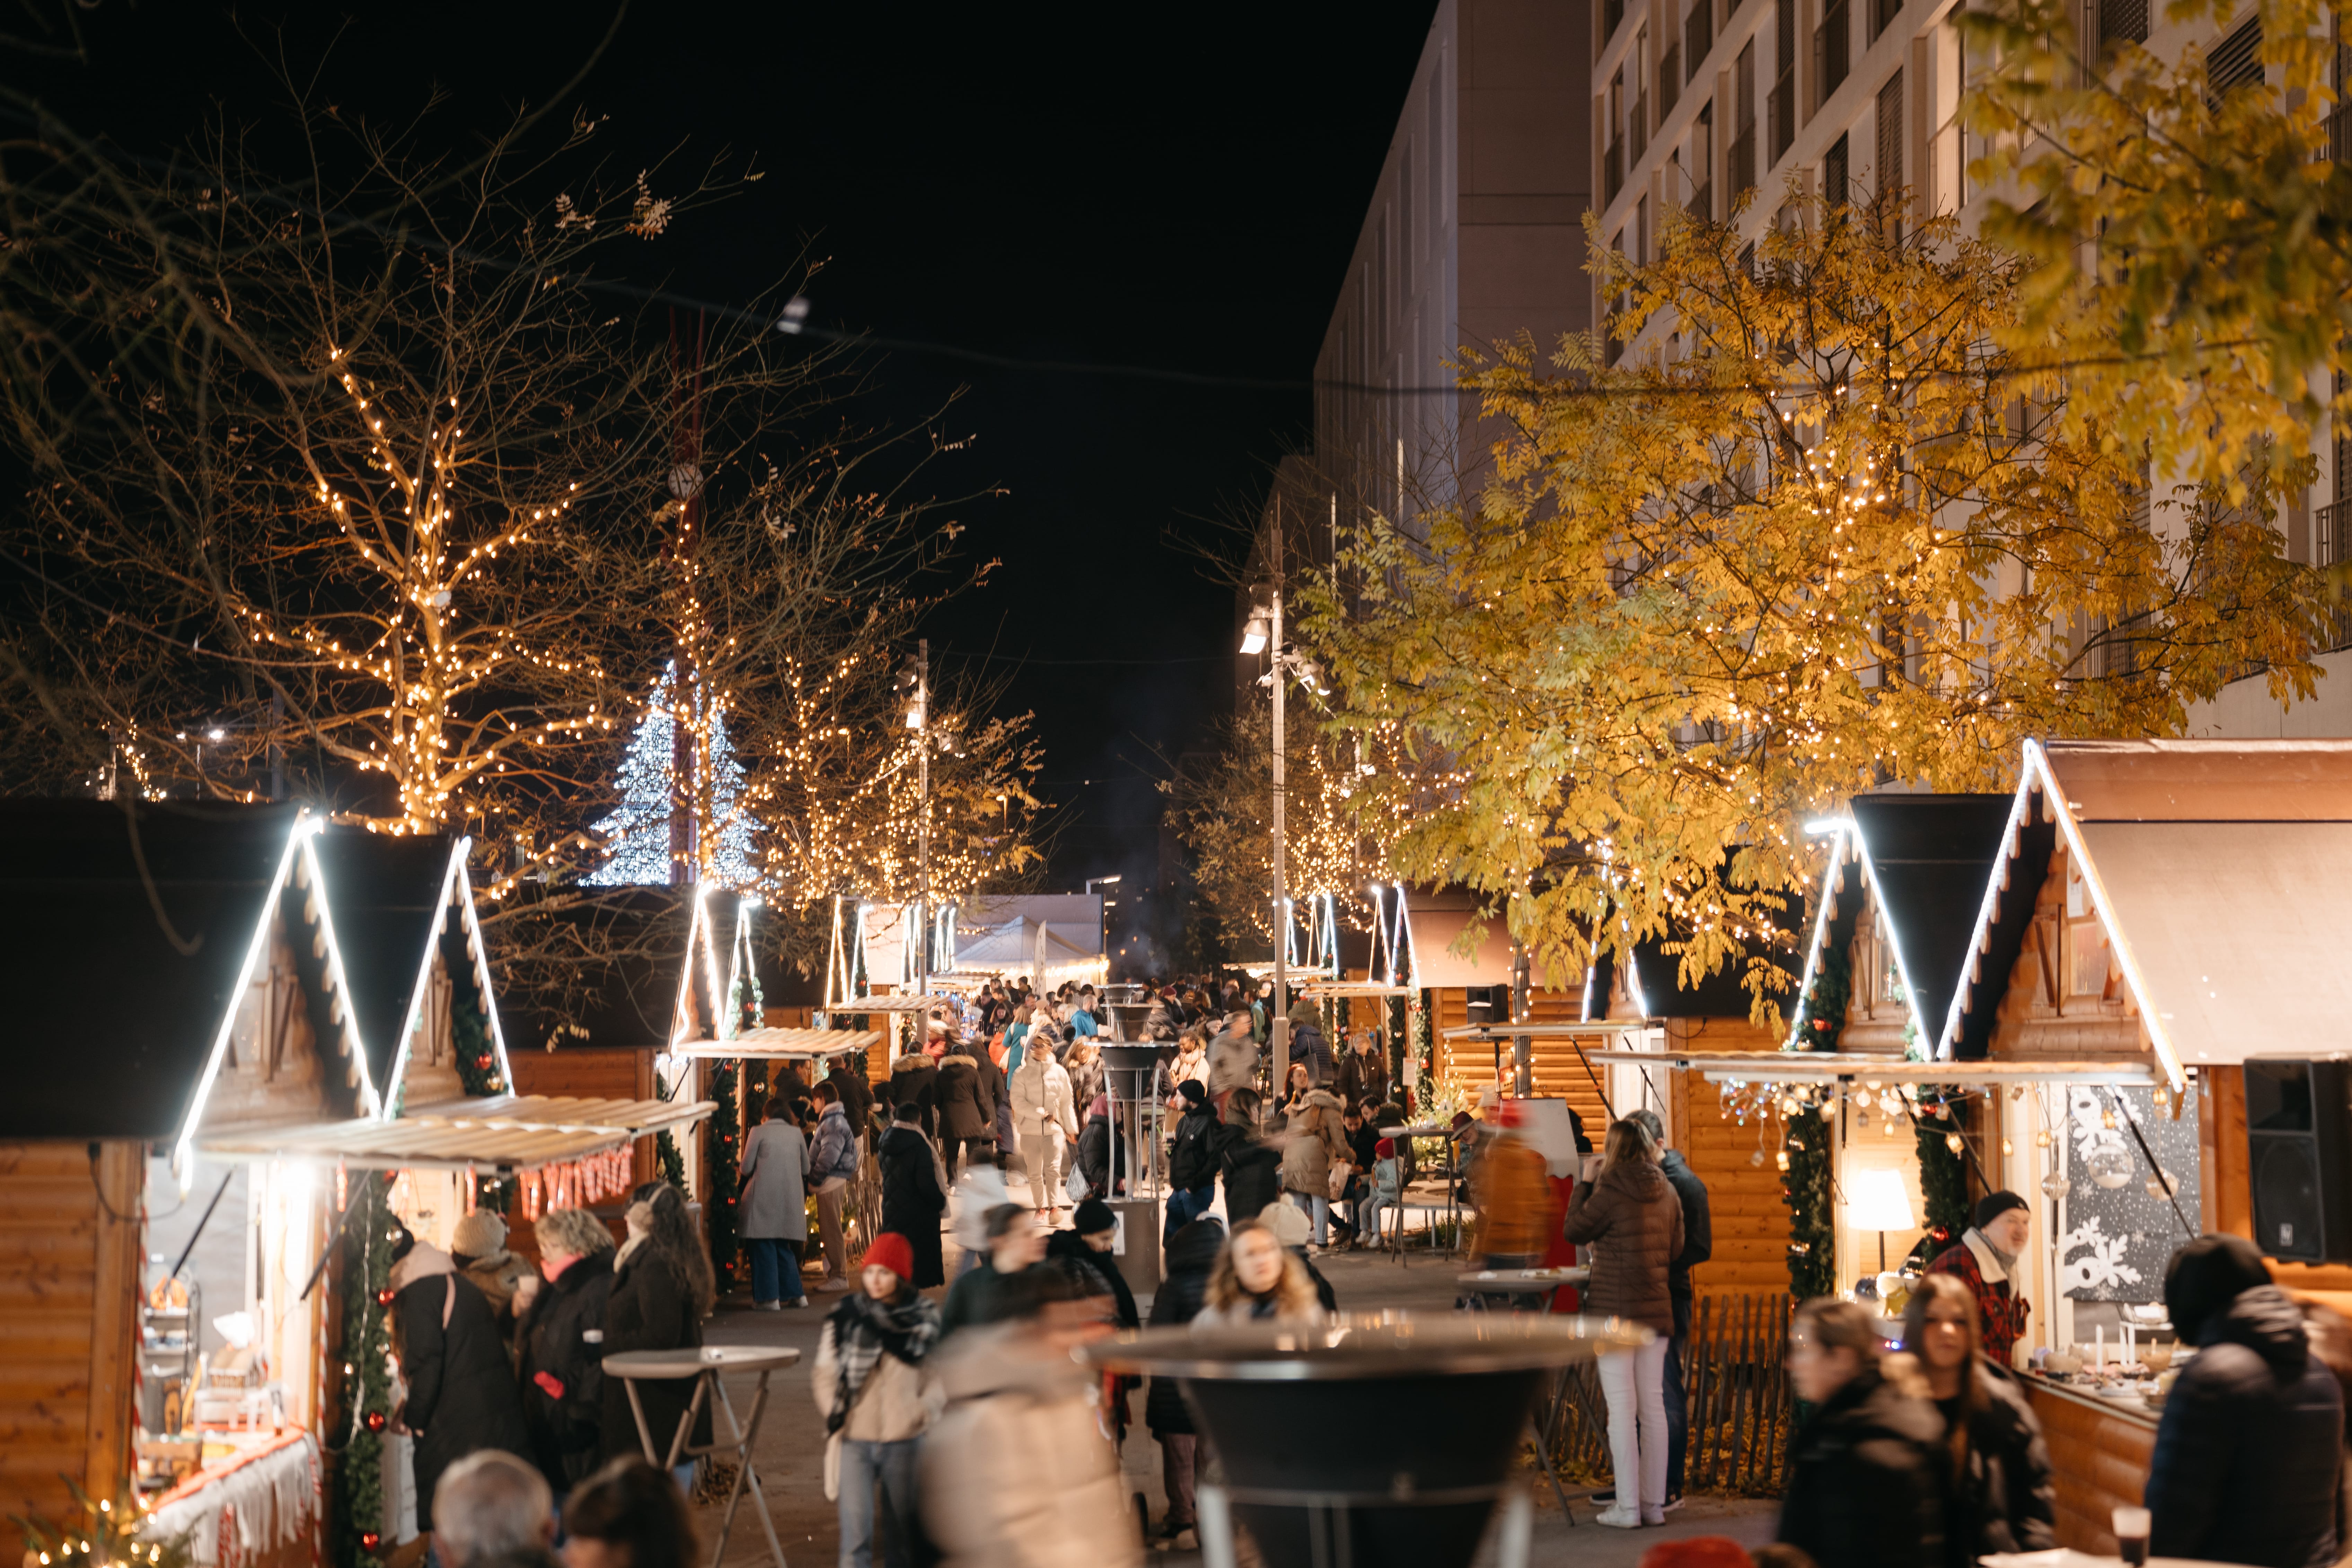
[2113,1504,2151,1566]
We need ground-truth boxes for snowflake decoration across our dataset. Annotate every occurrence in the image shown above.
[2059,1214,2145,1294]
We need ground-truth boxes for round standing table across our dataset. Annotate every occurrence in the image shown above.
[604,1345,801,1568]
[1450,1268,1595,1521]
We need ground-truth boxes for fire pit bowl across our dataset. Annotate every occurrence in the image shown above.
[1085,1312,1649,1568]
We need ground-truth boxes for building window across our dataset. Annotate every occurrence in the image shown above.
[1771,0,1798,166]
[2208,16,2264,99]
[1693,99,1717,221]
[1661,41,1682,117]
[1825,130,1850,203]
[1871,0,1902,42]
[1877,68,1904,231]
[1687,0,1714,80]
[1605,0,1628,46]
[1816,0,1851,108]
[1734,39,1760,201]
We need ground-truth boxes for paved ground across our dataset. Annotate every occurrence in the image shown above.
[689,1178,1779,1566]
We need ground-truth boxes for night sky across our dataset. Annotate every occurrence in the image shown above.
[20,2,1437,902]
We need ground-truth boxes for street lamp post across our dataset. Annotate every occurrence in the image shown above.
[900,642,931,999]
[1241,587,1289,1086]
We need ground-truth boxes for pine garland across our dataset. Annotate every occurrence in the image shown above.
[448,951,503,1098]
[1782,1112,1838,1299]
[1410,996,1434,1116]
[1797,941,1850,1051]
[1909,1090,1972,1263]
[329,1173,396,1561]
[705,1059,742,1294]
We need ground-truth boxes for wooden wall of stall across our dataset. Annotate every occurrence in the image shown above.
[1665,1016,1798,1295]
[1426,988,1611,1131]
[2027,1382,2158,1555]
[504,1046,660,1260]
[0,1140,141,1560]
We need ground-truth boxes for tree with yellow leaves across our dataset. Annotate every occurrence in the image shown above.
[1301,190,2331,1016]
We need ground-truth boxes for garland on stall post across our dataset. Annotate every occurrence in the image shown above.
[1782,1112,1838,1300]
[449,951,504,1097]
[705,1059,743,1294]
[1797,943,1850,1051]
[328,1173,396,1561]
[1410,996,1434,1116]
[1908,1089,1973,1267]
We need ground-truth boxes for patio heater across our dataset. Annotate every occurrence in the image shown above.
[1098,1006,1170,1297]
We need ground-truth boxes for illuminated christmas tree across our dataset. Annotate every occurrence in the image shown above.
[584,660,758,887]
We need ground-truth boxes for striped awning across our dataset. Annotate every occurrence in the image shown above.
[196,1093,715,1173]
[669,1025,882,1059]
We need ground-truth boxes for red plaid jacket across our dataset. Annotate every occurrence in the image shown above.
[1926,1233,2031,1363]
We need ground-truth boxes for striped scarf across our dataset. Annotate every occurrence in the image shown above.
[826,1289,942,1435]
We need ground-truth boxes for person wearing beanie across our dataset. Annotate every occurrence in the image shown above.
[1359,1136,1403,1253]
[814,1230,942,1568]
[1045,1197,1139,1329]
[1923,1191,2034,1366]
[2146,1233,2344,1568]
[384,1219,531,1527]
[1163,1078,1221,1243]
[450,1209,534,1345]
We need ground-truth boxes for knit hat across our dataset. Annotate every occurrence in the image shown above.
[864,1232,916,1282]
[450,1210,508,1260]
[1178,1079,1207,1105]
[1973,1190,2030,1230]
[1073,1197,1116,1237]
[1375,1137,1396,1159]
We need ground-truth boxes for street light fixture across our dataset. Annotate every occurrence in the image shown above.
[1241,581,1292,1083]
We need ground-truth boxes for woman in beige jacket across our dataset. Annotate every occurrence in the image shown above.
[813,1232,943,1568]
[1560,1118,1685,1529]
[1278,1088,1349,1248]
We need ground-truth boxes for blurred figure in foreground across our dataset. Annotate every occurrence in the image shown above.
[920,1272,1140,1568]
[560,1455,699,1568]
[1146,1217,1225,1550]
[433,1450,555,1568]
[940,1204,1047,1335]
[814,1233,942,1568]
[1899,1272,2053,1567]
[1192,1217,1326,1328]
[2147,1233,2343,1568]
[1779,1298,1944,1568]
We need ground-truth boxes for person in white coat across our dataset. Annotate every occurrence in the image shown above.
[1009,1046,1077,1223]
[739,1099,812,1309]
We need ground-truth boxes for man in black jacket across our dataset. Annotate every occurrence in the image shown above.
[2148,1233,2345,1568]
[388,1226,530,1529]
[877,1100,948,1288]
[1164,1081,1220,1242]
[1630,1108,1712,1506]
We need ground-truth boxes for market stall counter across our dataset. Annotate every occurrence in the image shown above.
[2018,1366,2161,1554]
[139,1429,321,1568]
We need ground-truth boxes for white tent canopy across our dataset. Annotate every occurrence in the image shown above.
[955,916,1106,986]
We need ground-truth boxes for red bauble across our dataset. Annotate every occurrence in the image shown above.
[365,1409,387,1432]
[375,1287,395,1305]
[361,1532,381,1552]
[474,1055,492,1069]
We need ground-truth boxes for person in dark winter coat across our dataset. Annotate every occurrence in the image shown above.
[2148,1233,2345,1568]
[1779,1298,1947,1568]
[940,1203,1046,1336]
[1074,1092,1115,1199]
[1146,1217,1225,1546]
[1332,1032,1388,1115]
[388,1227,531,1529]
[1901,1272,2055,1568]
[1562,1119,1685,1527]
[1044,1198,1138,1329]
[826,1057,875,1136]
[1285,999,1332,1085]
[1164,1081,1221,1241]
[599,1183,716,1467]
[1216,1087,1282,1223]
[1629,1108,1713,1501]
[513,1207,618,1495]
[885,1045,940,1139]
[936,1047,997,1178]
[877,1102,949,1289]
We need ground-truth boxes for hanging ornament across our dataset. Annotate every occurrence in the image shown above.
[1945,1132,1964,1155]
[375,1287,395,1306]
[2035,1129,2052,1148]
[2001,1138,2014,1157]
[361,1534,381,1553]
[2087,1146,2132,1189]
[2041,1171,2073,1200]
[1776,1149,1791,1171]
[2100,1108,2118,1130]
[365,1409,387,1432]
[2146,1168,2180,1199]
[1883,1115,1899,1137]
[1750,1149,1766,1167]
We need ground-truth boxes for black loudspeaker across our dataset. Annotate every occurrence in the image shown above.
[2244,1060,2352,1263]
[1463,986,1505,1027]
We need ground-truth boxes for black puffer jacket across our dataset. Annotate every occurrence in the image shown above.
[1145,1218,1227,1435]
[514,1249,615,1491]
[598,1244,713,1463]
[1217,1121,1281,1224]
[1167,1102,1221,1192]
[936,1052,995,1142]
[1045,1228,1138,1328]
[2150,1285,2345,1568]
[884,1052,938,1136]
[877,1124,947,1288]
[1778,1365,1946,1568]
[1941,1362,2056,1568]
[393,1261,530,1527]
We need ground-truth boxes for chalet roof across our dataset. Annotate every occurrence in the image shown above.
[0,800,321,1140]
[195,1092,713,1173]
[1939,739,2352,1085]
[669,1024,882,1059]
[1787,793,2015,1046]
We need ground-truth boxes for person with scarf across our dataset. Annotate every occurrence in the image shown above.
[387,1219,530,1530]
[813,1232,943,1568]
[1923,1191,2034,1366]
[599,1183,715,1479]
[1192,1218,1325,1328]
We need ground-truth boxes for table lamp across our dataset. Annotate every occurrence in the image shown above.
[1844,1167,1918,1275]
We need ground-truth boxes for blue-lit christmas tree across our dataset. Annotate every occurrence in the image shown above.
[584,659,758,886]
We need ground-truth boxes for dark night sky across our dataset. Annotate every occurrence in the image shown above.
[20,3,1437,898]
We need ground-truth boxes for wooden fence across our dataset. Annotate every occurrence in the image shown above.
[1551,1293,1796,1497]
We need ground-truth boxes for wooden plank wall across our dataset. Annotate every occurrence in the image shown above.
[1668,1016,1795,1295]
[0,1140,141,1560]
[1428,988,1611,1134]
[2027,1385,2155,1553]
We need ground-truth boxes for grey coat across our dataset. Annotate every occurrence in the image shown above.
[739,1120,810,1241]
